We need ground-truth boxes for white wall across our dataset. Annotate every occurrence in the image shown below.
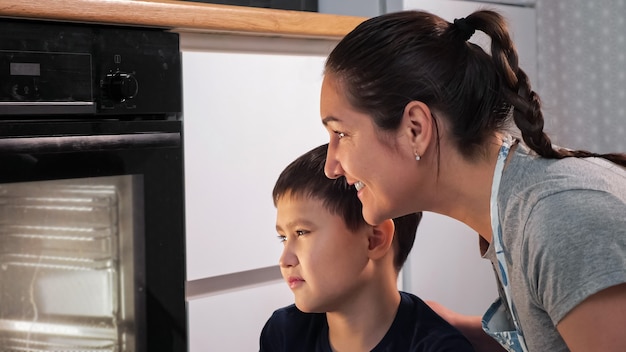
[404,213,497,315]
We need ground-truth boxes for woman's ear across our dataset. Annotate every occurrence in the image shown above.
[402,101,434,157]
[368,219,395,260]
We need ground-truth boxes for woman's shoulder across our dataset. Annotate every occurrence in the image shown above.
[503,143,626,205]
[500,145,626,281]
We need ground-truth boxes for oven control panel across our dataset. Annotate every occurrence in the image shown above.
[0,51,93,114]
[0,19,182,117]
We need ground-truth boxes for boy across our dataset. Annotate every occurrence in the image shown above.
[260,144,474,351]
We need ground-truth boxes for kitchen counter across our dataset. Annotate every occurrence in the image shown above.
[0,0,366,39]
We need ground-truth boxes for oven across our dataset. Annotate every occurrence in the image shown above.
[0,18,186,352]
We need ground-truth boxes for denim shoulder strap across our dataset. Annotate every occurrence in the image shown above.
[490,135,529,352]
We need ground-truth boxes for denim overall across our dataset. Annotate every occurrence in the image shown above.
[481,136,530,352]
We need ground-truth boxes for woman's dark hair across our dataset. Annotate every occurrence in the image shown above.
[325,10,626,166]
[273,144,421,271]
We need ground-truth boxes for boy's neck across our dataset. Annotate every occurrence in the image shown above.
[326,285,401,352]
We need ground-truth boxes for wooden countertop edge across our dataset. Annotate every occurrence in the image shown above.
[0,0,367,39]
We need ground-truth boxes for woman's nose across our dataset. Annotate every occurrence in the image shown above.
[324,146,343,179]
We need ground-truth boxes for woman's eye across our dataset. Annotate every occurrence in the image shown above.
[277,235,286,243]
[331,130,345,139]
[295,230,309,236]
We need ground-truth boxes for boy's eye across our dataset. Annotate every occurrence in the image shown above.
[336,131,345,139]
[277,230,309,243]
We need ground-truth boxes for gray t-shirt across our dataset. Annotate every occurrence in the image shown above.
[482,143,626,351]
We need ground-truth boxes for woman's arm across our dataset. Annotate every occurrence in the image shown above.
[426,301,506,352]
[557,283,626,352]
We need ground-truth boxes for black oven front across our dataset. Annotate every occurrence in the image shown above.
[0,19,186,352]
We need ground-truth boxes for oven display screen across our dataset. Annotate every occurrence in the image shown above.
[10,62,40,76]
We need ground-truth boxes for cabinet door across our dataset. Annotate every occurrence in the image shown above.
[182,48,329,280]
[188,279,294,351]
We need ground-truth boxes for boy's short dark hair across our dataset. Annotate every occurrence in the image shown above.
[273,144,422,271]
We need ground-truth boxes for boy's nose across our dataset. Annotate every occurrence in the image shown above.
[279,246,298,268]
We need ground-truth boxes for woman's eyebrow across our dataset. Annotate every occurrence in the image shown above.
[322,115,340,126]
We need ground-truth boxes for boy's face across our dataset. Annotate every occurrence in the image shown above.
[275,194,373,313]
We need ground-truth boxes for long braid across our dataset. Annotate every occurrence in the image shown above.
[470,11,626,167]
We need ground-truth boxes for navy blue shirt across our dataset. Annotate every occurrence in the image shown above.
[259,291,475,351]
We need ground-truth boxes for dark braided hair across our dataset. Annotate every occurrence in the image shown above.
[325,10,626,166]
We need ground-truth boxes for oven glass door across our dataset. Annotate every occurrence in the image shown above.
[0,120,186,352]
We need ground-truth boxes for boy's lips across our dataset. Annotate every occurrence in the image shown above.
[287,276,305,289]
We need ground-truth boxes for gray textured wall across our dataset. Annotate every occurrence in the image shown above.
[536,0,626,153]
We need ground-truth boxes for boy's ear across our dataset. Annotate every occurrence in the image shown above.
[402,100,433,157]
[368,219,395,259]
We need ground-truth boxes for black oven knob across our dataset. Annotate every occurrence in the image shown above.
[103,71,138,102]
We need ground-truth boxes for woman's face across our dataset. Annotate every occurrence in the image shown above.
[320,74,418,225]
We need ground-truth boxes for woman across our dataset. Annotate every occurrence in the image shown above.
[319,9,626,352]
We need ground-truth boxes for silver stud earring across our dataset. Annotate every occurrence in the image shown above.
[415,154,421,161]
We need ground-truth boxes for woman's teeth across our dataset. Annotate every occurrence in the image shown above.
[355,181,364,191]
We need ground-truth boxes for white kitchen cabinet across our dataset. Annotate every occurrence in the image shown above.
[180,34,337,350]
[180,33,336,280]
[188,277,293,351]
